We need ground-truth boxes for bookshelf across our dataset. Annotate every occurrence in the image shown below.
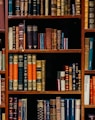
[1,0,95,120]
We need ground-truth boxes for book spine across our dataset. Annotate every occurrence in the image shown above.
[32,54,37,90]
[72,63,76,90]
[56,96,61,120]
[61,99,65,120]
[9,97,14,120]
[28,0,32,15]
[8,0,13,15]
[1,78,5,105]
[92,76,95,104]
[2,48,5,71]
[37,0,40,15]
[27,25,32,49]
[75,0,80,15]
[37,100,44,120]
[65,99,69,120]
[50,99,56,120]
[44,100,46,120]
[0,0,4,29]
[0,75,1,105]
[36,60,42,91]
[60,71,65,91]
[88,0,95,29]
[32,25,38,49]
[65,65,69,91]
[90,78,93,104]
[51,0,57,16]
[75,99,80,120]
[45,28,52,49]
[45,0,49,16]
[69,66,72,91]
[8,27,13,50]
[13,54,18,91]
[84,75,90,105]
[24,54,28,90]
[24,0,28,16]
[40,0,44,15]
[15,0,20,16]
[57,0,61,16]
[33,0,37,15]
[18,99,22,120]
[20,0,24,16]
[27,54,32,90]
[88,37,94,70]
[85,0,88,29]
[21,99,27,120]
[57,30,61,49]
[46,100,50,120]
[18,54,24,90]
[40,33,45,49]
[41,60,46,91]
[13,97,18,120]
[61,0,64,16]
[9,54,13,90]
[69,99,75,120]
[19,23,24,49]
[16,26,19,49]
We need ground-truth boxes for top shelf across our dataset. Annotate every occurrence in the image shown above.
[8,15,82,20]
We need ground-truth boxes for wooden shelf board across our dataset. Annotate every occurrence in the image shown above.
[0,29,5,33]
[84,29,95,33]
[84,105,95,108]
[0,104,5,108]
[8,15,81,19]
[85,70,95,74]
[0,70,5,74]
[8,90,82,94]
[8,49,82,53]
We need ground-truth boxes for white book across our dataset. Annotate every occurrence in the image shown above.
[75,99,81,120]
[84,75,90,105]
[8,27,13,50]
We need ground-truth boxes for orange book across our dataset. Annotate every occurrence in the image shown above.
[27,54,33,90]
[0,0,4,29]
[32,54,36,90]
[90,78,93,104]
[92,76,95,104]
[13,54,18,91]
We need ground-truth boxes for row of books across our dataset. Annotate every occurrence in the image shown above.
[0,75,5,105]
[8,54,46,91]
[85,37,94,70]
[84,75,95,105]
[85,0,95,29]
[0,109,5,120]
[8,0,80,16]
[8,24,69,50]
[9,97,27,120]
[57,63,81,91]
[37,97,81,120]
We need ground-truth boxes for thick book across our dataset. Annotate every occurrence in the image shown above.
[0,0,4,29]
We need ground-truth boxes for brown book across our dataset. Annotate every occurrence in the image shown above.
[0,0,4,29]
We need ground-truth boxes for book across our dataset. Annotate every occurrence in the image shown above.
[0,0,4,29]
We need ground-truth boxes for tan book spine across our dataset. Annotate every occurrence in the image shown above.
[45,0,49,16]
[20,0,25,16]
[24,0,28,16]
[16,26,19,49]
[40,0,44,15]
[36,60,42,91]
[8,27,13,50]
[85,0,88,29]
[15,0,20,16]
[51,0,57,16]
[56,97,61,120]
[57,0,61,16]
[69,66,72,90]
[85,38,89,70]
[41,60,46,91]
[2,113,5,120]
[61,0,64,15]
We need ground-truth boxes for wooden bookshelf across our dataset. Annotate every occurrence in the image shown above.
[2,0,95,120]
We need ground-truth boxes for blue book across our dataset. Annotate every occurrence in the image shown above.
[37,0,40,15]
[33,0,37,15]
[69,99,75,120]
[8,0,13,15]
[61,32,64,49]
[40,33,45,49]
[65,99,70,120]
[88,37,94,70]
[28,0,32,15]
[46,100,50,120]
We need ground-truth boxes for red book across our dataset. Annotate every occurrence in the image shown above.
[92,76,95,105]
[0,0,4,29]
